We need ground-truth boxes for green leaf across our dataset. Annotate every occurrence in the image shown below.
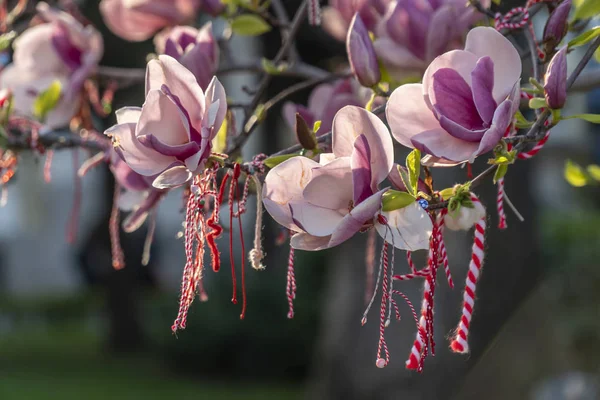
[261,58,288,75]
[595,46,600,63]
[0,31,16,52]
[439,187,454,200]
[313,120,322,134]
[572,0,600,20]
[493,164,508,184]
[563,113,600,123]
[33,80,62,121]
[230,15,271,36]
[515,109,533,128]
[492,0,501,5]
[405,149,421,197]
[564,160,588,187]
[529,97,547,110]
[587,164,600,181]
[568,26,600,49]
[263,154,298,169]
[382,190,415,212]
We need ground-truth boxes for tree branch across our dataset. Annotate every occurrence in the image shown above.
[229,0,309,154]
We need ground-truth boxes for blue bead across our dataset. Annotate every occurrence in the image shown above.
[418,199,429,209]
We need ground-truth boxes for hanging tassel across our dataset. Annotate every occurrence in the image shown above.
[286,242,296,319]
[450,195,487,354]
[308,0,321,25]
[109,184,125,270]
[497,178,508,229]
[436,210,453,288]
[249,175,266,271]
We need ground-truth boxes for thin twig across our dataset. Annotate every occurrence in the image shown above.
[261,72,351,116]
[229,0,308,155]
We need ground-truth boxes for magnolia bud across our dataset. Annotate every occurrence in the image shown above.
[544,46,568,109]
[444,201,485,231]
[346,13,380,88]
[543,0,571,54]
[295,113,317,150]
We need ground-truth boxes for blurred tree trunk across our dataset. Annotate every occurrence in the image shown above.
[305,160,541,399]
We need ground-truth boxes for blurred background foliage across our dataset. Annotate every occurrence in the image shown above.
[0,0,599,399]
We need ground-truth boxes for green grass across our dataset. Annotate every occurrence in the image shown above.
[0,323,303,400]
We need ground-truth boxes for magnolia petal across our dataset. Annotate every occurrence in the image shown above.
[152,163,193,189]
[319,152,336,165]
[332,106,394,184]
[137,89,191,145]
[473,98,513,157]
[431,67,482,129]
[422,50,478,106]
[146,55,206,129]
[421,154,462,167]
[303,157,353,210]
[105,122,175,176]
[290,232,333,251]
[307,83,335,116]
[137,134,200,160]
[115,107,142,124]
[289,202,344,237]
[425,5,454,62]
[374,37,426,70]
[471,56,497,125]
[386,83,442,148]
[262,156,320,230]
[12,24,67,75]
[464,27,521,102]
[351,134,373,204]
[118,189,148,211]
[375,202,432,250]
[321,7,349,41]
[204,76,227,136]
[110,158,151,191]
[410,128,478,163]
[437,114,486,142]
[122,190,165,233]
[328,188,386,248]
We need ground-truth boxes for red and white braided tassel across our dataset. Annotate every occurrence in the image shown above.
[405,221,439,371]
[436,210,453,288]
[450,195,486,354]
[497,178,507,229]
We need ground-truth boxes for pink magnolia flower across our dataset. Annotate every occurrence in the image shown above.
[109,151,166,232]
[0,2,103,128]
[105,55,227,189]
[154,23,219,90]
[263,106,394,250]
[374,0,490,81]
[100,0,201,42]
[282,79,364,135]
[386,27,521,166]
[322,0,391,41]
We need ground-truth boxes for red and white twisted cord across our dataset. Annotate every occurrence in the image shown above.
[437,210,453,288]
[405,222,439,371]
[517,129,551,160]
[497,177,507,229]
[450,195,486,354]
